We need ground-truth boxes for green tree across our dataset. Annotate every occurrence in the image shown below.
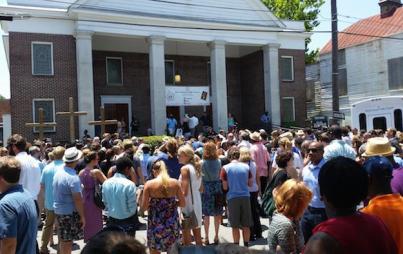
[0,94,5,100]
[262,0,325,64]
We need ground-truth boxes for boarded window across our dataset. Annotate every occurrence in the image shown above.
[338,49,346,66]
[388,57,403,90]
[282,97,295,122]
[338,68,348,96]
[32,99,55,133]
[165,60,174,85]
[359,113,367,131]
[280,56,294,81]
[395,109,403,131]
[106,58,123,85]
[32,43,53,75]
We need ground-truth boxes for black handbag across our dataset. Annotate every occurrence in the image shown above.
[93,181,105,209]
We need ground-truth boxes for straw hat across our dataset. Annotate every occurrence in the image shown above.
[250,132,261,142]
[296,130,305,136]
[63,147,83,163]
[362,137,395,157]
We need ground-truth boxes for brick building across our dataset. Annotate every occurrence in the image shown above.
[1,0,308,141]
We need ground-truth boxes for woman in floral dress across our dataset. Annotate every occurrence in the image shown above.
[141,160,186,254]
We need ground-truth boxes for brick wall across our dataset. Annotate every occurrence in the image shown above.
[93,52,244,134]
[9,32,77,142]
[279,49,307,127]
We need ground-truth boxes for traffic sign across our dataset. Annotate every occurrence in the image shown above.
[333,111,345,120]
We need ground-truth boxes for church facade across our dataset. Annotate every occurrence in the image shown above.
[1,0,308,141]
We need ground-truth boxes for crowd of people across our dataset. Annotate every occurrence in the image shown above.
[0,124,403,254]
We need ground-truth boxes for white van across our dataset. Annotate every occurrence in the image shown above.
[351,97,403,131]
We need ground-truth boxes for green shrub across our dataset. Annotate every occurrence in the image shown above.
[140,135,168,149]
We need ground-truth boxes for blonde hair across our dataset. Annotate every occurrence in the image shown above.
[152,160,170,196]
[178,145,202,178]
[239,147,252,162]
[274,179,312,219]
[52,146,65,160]
[279,137,292,151]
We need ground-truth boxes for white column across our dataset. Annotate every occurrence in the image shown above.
[263,43,281,128]
[209,40,228,131]
[148,36,166,135]
[75,31,95,137]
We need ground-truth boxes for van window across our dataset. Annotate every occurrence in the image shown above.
[373,117,387,130]
[395,109,402,131]
[359,113,367,131]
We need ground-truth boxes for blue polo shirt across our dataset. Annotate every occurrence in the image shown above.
[53,166,82,215]
[0,185,37,254]
[302,159,326,208]
[40,160,64,210]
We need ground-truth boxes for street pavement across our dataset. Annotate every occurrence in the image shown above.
[37,216,271,253]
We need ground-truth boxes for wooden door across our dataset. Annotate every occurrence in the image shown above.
[104,103,129,134]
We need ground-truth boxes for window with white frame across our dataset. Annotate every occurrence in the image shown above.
[32,42,53,75]
[32,99,56,133]
[280,56,294,81]
[165,60,175,85]
[282,97,295,122]
[106,57,123,85]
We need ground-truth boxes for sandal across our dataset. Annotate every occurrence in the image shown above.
[214,237,219,245]
[203,238,210,245]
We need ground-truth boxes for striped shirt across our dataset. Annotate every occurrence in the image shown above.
[267,212,304,253]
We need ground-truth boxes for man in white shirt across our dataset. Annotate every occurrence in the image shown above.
[7,135,42,201]
[185,114,199,138]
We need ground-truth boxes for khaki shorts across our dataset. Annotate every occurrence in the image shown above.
[227,197,254,228]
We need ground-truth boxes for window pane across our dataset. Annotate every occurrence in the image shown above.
[395,109,402,131]
[33,100,55,132]
[281,57,293,81]
[33,44,52,75]
[165,61,174,85]
[282,98,295,122]
[107,58,123,84]
[338,68,348,96]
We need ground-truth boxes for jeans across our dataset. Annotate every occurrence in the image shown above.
[300,206,327,243]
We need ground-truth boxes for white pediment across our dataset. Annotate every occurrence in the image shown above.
[7,0,282,28]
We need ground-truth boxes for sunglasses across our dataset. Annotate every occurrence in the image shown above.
[308,148,322,153]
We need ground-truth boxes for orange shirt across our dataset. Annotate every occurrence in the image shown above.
[362,194,403,254]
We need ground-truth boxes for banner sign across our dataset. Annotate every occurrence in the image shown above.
[166,86,210,106]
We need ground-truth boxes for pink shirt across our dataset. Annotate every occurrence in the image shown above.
[250,142,270,177]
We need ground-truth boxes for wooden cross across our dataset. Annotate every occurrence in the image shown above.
[56,97,87,143]
[88,106,118,137]
[26,108,57,141]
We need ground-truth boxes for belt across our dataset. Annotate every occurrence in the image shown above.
[307,206,326,213]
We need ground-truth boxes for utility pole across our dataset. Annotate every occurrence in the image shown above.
[331,0,339,122]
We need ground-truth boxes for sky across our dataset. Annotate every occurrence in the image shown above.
[0,0,381,99]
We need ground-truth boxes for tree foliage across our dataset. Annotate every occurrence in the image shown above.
[262,0,325,64]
